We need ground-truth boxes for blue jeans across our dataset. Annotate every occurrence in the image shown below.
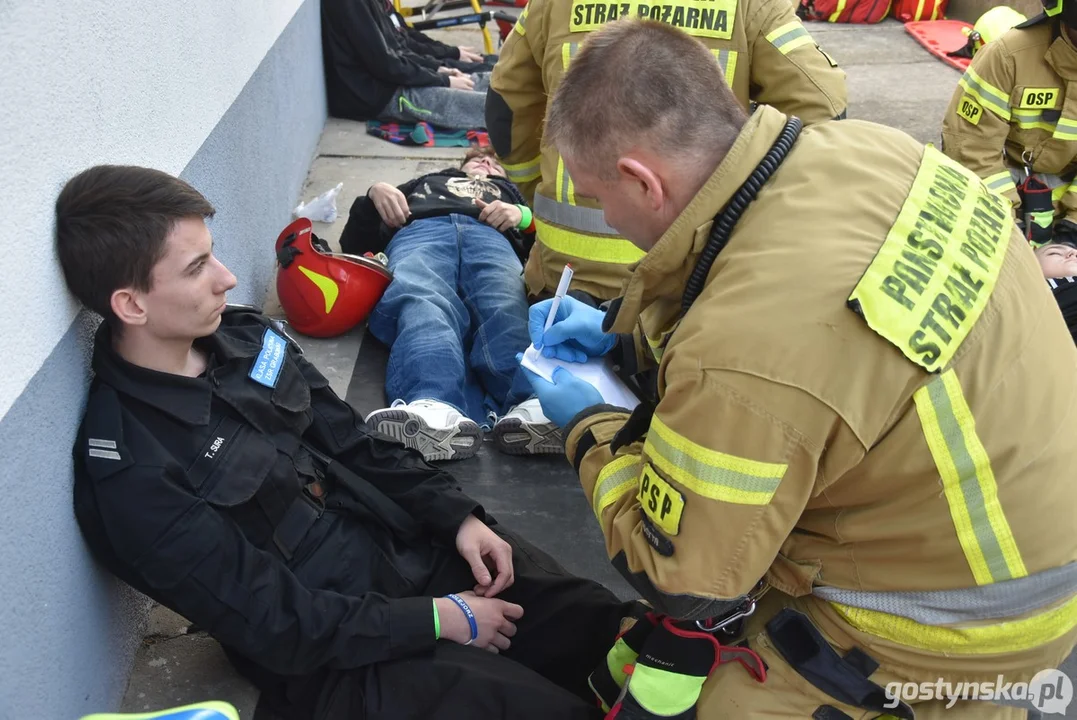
[368,214,533,425]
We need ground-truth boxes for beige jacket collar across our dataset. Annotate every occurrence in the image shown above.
[605,105,793,333]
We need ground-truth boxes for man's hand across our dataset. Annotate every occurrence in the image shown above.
[455,514,514,597]
[476,199,522,231]
[437,66,466,77]
[519,362,605,427]
[528,296,617,362]
[449,74,476,91]
[435,592,523,653]
[368,182,410,228]
[458,46,483,63]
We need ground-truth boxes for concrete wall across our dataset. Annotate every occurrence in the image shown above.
[0,0,327,716]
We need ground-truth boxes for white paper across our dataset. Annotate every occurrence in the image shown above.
[520,345,641,411]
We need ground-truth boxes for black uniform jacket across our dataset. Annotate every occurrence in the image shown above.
[72,308,484,681]
[322,0,451,120]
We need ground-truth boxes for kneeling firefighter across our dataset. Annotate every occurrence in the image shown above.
[520,18,1077,720]
[485,0,847,304]
[943,0,1077,248]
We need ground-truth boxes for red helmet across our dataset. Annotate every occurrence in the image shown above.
[275,218,392,338]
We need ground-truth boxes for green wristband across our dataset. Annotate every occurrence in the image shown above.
[432,598,441,640]
[516,204,533,230]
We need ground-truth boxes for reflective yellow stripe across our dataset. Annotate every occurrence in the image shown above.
[645,333,664,364]
[643,415,787,506]
[514,4,528,35]
[914,371,1027,585]
[711,49,738,89]
[1054,183,1069,203]
[765,21,814,54]
[983,170,1017,198]
[535,218,646,264]
[828,0,847,21]
[1012,108,1057,133]
[555,155,577,205]
[958,67,1011,120]
[593,455,641,519]
[561,42,579,71]
[830,593,1077,655]
[560,154,568,202]
[1054,117,1077,141]
[503,156,541,184]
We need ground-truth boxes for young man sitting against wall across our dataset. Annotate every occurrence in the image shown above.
[56,165,632,720]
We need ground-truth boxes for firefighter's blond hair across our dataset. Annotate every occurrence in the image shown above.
[546,19,746,179]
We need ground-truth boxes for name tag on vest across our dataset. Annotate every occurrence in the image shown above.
[570,0,736,40]
[249,328,288,388]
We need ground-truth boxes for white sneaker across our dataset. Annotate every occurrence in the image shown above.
[365,399,482,462]
[492,398,563,456]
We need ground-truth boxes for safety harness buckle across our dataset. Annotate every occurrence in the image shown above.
[695,581,769,635]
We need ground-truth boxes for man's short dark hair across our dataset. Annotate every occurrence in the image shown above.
[55,165,216,325]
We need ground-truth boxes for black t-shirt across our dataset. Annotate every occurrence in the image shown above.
[1049,276,1077,345]
[404,173,506,221]
[339,170,524,257]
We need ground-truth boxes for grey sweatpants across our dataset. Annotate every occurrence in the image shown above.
[379,72,490,131]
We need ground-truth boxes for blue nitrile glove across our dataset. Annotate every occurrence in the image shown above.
[518,357,605,427]
[528,296,617,362]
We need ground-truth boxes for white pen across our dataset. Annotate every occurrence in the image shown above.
[542,263,574,336]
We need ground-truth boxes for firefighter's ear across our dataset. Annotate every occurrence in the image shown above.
[615,157,665,211]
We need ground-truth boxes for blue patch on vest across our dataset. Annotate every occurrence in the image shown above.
[249,328,287,388]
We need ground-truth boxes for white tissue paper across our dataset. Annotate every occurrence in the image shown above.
[294,182,344,223]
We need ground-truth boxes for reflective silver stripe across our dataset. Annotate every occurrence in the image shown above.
[958,68,1011,120]
[987,171,1017,191]
[769,25,810,53]
[813,562,1077,625]
[88,448,122,461]
[714,49,738,88]
[1019,170,1069,189]
[534,193,621,236]
[1011,108,1057,131]
[1003,167,1068,189]
[88,438,117,449]
[1055,117,1077,140]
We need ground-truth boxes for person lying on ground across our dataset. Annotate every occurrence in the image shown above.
[57,164,634,720]
[339,146,563,462]
[1036,240,1077,345]
[323,0,492,129]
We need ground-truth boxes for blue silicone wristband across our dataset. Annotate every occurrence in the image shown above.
[446,593,479,645]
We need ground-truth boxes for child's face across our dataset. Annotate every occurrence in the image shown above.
[1035,243,1077,279]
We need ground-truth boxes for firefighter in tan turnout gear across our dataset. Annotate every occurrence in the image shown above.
[519,19,1077,719]
[943,0,1077,248]
[485,0,847,302]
